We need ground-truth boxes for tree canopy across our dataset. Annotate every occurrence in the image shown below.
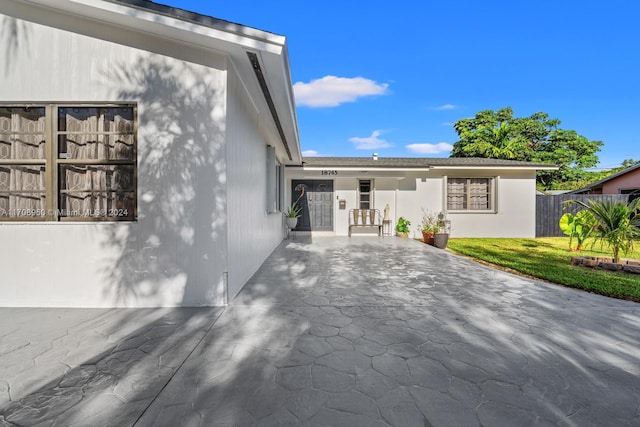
[450,107,603,190]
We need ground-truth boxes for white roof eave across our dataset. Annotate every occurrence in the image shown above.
[302,167,432,172]
[428,165,559,171]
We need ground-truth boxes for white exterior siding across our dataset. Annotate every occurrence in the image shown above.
[0,10,235,307]
[446,170,537,238]
[226,69,284,300]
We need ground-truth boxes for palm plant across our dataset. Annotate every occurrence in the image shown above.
[567,198,640,263]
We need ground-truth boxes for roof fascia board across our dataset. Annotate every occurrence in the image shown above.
[429,165,559,171]
[302,165,557,171]
[302,167,431,172]
[23,0,286,54]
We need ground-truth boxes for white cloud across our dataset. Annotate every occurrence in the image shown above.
[406,142,453,154]
[349,130,392,150]
[302,150,321,157]
[442,122,454,127]
[432,104,457,111]
[294,76,389,108]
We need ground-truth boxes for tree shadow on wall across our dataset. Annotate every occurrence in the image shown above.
[98,56,227,306]
[0,15,30,75]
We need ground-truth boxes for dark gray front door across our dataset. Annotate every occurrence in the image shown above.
[292,180,333,231]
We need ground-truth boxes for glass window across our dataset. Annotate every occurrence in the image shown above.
[0,104,137,221]
[0,107,47,220]
[359,179,372,209]
[447,177,493,211]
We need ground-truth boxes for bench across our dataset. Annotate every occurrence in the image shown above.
[348,209,383,237]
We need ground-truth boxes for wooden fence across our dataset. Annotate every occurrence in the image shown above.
[535,194,630,237]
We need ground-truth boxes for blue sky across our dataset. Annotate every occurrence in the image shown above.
[166,0,639,169]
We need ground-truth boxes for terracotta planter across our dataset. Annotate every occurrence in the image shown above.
[422,231,435,246]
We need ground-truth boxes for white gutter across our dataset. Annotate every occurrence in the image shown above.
[302,167,431,172]
[428,165,559,171]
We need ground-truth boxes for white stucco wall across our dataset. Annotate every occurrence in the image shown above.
[445,171,537,238]
[0,9,234,306]
[225,68,285,300]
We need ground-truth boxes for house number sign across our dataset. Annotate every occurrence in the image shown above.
[321,170,338,175]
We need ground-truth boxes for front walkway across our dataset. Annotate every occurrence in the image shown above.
[1,236,639,426]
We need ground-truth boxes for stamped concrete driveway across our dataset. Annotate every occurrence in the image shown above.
[1,236,639,426]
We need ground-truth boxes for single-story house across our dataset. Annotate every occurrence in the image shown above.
[0,0,300,307]
[286,156,558,238]
[571,163,640,200]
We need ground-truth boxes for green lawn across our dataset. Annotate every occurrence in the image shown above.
[446,237,640,302]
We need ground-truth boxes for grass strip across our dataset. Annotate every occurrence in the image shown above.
[446,237,640,302]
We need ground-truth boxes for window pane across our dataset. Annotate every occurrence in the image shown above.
[58,107,135,161]
[58,107,98,132]
[447,194,466,210]
[0,165,46,191]
[447,178,492,210]
[0,193,46,218]
[469,178,489,210]
[58,133,135,161]
[447,178,466,210]
[59,191,135,219]
[59,165,134,192]
[0,107,46,160]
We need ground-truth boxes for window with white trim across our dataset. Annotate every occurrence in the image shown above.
[0,104,137,221]
[446,177,494,211]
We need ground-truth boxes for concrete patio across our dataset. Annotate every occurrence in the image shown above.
[1,236,639,426]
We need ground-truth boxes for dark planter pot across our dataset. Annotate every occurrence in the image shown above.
[422,231,435,246]
[433,233,449,249]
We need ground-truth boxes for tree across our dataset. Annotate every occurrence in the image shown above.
[451,107,603,190]
[621,158,639,169]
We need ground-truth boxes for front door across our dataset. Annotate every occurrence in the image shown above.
[291,180,333,231]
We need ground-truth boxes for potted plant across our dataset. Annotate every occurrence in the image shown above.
[419,208,438,245]
[433,212,451,249]
[395,216,411,238]
[284,202,301,229]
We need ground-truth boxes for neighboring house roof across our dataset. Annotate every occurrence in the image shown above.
[13,0,301,163]
[571,163,640,194]
[542,190,573,195]
[299,157,558,170]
